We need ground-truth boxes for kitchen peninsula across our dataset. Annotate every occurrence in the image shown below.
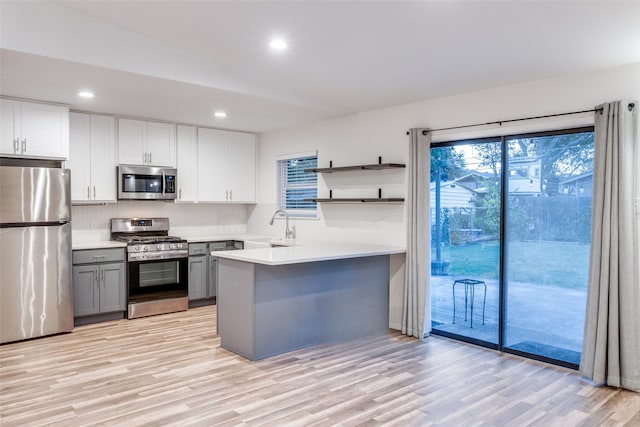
[215,241,405,360]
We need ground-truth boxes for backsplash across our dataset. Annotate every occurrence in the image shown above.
[72,201,251,241]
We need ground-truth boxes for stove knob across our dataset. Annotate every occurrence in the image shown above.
[143,245,149,251]
[135,245,141,251]
[170,244,176,249]
[157,244,162,250]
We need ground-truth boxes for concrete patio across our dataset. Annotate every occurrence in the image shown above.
[430,275,586,364]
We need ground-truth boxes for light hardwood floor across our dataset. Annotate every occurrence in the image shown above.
[1,306,639,426]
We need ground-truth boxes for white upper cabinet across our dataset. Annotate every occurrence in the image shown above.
[226,131,256,203]
[0,98,69,159]
[117,118,175,167]
[176,125,198,202]
[197,128,256,203]
[68,112,116,203]
[147,121,176,167]
[197,128,228,202]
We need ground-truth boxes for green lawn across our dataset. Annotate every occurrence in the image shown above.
[435,241,590,289]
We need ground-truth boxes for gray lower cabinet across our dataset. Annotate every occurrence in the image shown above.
[188,247,208,300]
[72,248,125,318]
[188,241,243,304]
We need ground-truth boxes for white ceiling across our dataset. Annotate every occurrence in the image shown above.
[1,1,640,133]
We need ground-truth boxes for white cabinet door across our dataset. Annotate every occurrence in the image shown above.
[90,115,116,202]
[227,132,256,202]
[176,125,198,202]
[197,128,228,202]
[117,118,175,167]
[0,98,68,159]
[69,113,116,203]
[118,118,145,165]
[68,112,92,202]
[147,121,175,167]
[19,101,69,159]
[0,99,20,155]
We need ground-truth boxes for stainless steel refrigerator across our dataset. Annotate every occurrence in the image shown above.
[0,166,74,344]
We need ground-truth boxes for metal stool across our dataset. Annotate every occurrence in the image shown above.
[453,279,486,328]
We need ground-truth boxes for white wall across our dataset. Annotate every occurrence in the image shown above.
[250,62,640,330]
[249,62,640,247]
[72,202,250,243]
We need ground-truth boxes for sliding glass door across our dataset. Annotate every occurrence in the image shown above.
[430,128,594,367]
[430,139,501,346]
[503,130,593,365]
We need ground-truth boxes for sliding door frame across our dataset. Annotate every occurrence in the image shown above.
[430,126,594,370]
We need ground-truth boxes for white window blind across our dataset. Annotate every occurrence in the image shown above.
[277,155,317,217]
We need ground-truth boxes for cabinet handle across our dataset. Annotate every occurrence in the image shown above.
[149,152,152,164]
[95,270,99,288]
[13,138,18,153]
[143,152,147,164]
[87,186,91,200]
[225,190,228,201]
[93,186,96,199]
[179,188,182,200]
[229,189,232,201]
[21,138,27,153]
[101,269,105,285]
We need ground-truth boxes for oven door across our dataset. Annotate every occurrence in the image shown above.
[128,257,188,302]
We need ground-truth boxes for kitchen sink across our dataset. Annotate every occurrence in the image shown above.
[243,239,295,249]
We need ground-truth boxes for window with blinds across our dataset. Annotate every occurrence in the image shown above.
[277,155,318,217]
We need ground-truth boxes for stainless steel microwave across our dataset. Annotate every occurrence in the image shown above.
[117,165,177,200]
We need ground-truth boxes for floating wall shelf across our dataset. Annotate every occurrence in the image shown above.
[304,156,405,173]
[304,187,404,204]
[306,198,404,203]
[304,157,405,204]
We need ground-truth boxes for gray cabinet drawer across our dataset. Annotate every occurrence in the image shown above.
[189,243,208,255]
[73,248,125,264]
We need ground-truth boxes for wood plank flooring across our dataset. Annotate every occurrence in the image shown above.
[1,306,639,426]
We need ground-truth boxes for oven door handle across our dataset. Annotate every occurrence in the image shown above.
[128,252,189,262]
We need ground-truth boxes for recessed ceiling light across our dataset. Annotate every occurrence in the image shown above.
[269,39,287,50]
[78,91,94,98]
[214,111,227,118]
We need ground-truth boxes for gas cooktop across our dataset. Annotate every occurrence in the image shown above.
[113,235,185,245]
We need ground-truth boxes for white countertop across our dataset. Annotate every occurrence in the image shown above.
[213,240,405,266]
[72,232,270,250]
[72,240,127,250]
[185,234,269,243]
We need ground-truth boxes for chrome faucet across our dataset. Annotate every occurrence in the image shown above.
[269,209,294,239]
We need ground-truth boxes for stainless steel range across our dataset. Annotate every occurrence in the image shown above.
[111,218,188,319]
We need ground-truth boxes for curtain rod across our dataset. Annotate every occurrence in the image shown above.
[419,108,603,135]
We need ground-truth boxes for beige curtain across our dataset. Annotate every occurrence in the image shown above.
[580,100,639,392]
[402,129,431,340]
